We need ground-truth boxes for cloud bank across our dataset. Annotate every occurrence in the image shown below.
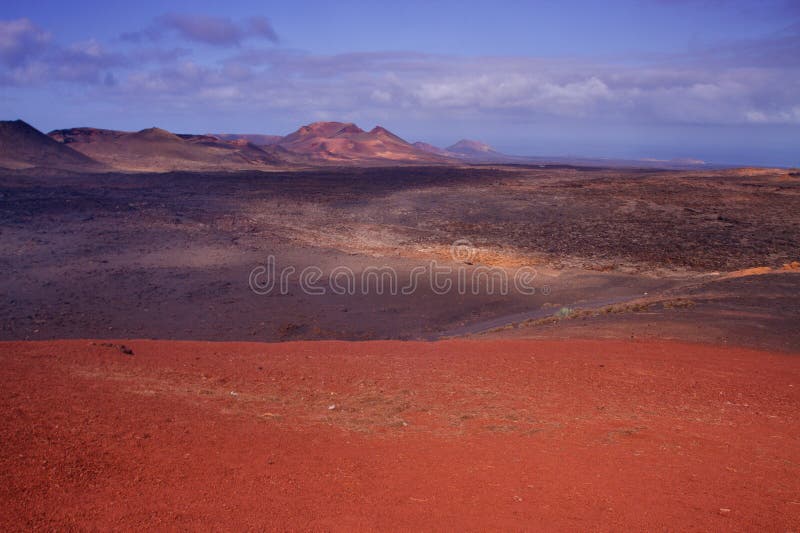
[121,13,279,46]
[1,11,798,144]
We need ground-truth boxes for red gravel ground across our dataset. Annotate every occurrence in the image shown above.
[1,339,799,530]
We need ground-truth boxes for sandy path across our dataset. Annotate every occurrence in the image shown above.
[1,339,799,530]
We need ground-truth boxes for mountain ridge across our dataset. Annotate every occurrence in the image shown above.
[0,118,711,172]
[48,126,283,171]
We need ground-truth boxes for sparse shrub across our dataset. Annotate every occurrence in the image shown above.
[556,306,574,318]
[662,298,695,309]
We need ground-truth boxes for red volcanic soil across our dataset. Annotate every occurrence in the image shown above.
[2,339,799,530]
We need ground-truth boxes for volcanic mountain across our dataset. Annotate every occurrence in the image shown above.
[0,120,104,171]
[48,127,284,171]
[276,122,453,164]
[447,139,495,155]
[445,139,511,162]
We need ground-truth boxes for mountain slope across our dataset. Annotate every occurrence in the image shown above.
[0,120,104,171]
[49,127,283,171]
[412,141,456,158]
[212,133,284,146]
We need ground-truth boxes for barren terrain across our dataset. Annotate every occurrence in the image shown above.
[3,0,798,529]
[1,165,798,349]
[2,163,799,530]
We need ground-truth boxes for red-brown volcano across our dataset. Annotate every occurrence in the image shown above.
[277,121,453,164]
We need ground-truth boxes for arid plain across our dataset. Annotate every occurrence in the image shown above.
[1,119,799,529]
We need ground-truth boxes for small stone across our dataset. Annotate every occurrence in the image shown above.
[719,508,731,515]
[119,345,134,355]
[328,404,336,410]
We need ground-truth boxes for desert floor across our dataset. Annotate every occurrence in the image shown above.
[2,339,799,530]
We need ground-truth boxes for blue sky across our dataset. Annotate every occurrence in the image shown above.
[1,0,798,165]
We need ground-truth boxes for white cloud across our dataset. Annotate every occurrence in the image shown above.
[2,17,800,127]
[0,18,51,67]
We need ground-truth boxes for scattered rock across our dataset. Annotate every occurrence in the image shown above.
[95,342,133,355]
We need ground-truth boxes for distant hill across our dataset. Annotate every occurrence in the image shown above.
[425,138,709,168]
[0,120,104,171]
[411,138,513,163]
[447,139,496,155]
[49,127,284,171]
[276,122,453,164]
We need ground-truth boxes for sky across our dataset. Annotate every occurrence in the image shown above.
[1,0,798,166]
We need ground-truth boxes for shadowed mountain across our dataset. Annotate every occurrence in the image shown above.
[276,122,454,164]
[48,127,285,171]
[0,120,105,171]
[212,133,284,146]
[412,141,456,158]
